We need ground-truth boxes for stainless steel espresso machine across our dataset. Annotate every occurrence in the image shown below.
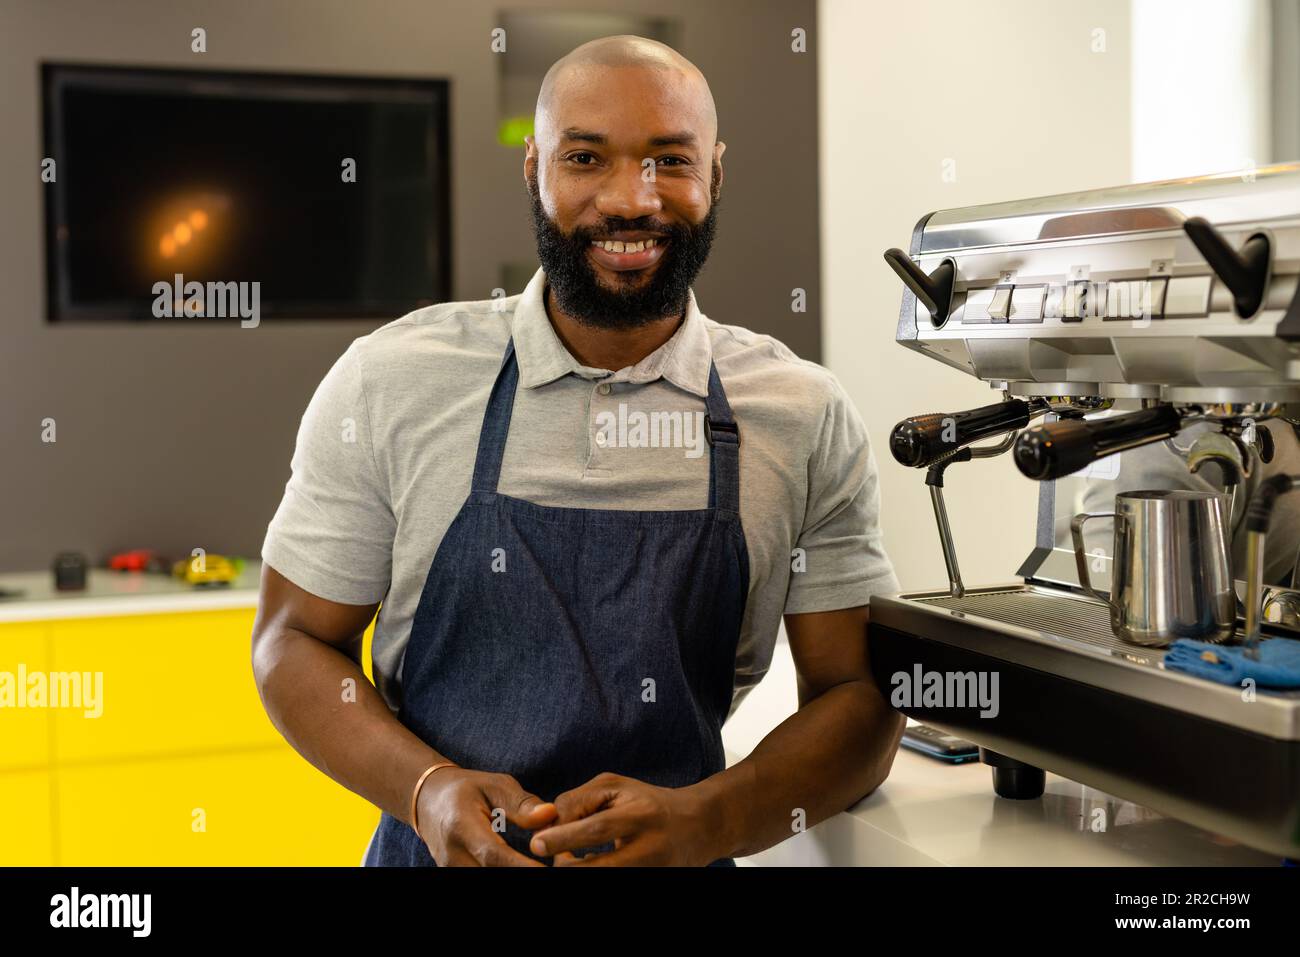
[871,165,1300,858]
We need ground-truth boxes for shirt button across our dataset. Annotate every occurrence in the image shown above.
[597,383,612,395]
[595,432,607,447]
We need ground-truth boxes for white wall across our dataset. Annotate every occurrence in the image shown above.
[1130,0,1272,181]
[819,0,1133,591]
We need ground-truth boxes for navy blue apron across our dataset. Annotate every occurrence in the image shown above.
[364,338,749,866]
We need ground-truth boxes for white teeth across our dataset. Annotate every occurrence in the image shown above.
[591,238,658,253]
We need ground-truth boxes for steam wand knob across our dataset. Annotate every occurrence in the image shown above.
[883,248,956,323]
[1183,217,1271,319]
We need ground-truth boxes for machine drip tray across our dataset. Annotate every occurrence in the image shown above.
[905,584,1294,676]
[914,587,1146,657]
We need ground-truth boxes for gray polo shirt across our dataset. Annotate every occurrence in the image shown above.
[262,267,900,718]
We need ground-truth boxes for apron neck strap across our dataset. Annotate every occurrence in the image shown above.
[471,338,742,514]
[470,339,521,493]
[703,361,740,513]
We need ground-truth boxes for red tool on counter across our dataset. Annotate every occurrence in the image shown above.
[107,550,167,572]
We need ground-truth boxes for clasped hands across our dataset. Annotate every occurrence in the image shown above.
[415,768,724,866]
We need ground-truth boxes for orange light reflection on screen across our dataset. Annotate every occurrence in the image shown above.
[143,192,230,278]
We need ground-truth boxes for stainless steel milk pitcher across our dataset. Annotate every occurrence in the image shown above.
[1070,489,1235,647]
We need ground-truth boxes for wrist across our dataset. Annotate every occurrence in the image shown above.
[685,766,751,862]
[410,760,460,841]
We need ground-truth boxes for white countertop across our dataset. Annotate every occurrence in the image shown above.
[0,562,261,622]
[723,633,1280,866]
[735,747,1276,866]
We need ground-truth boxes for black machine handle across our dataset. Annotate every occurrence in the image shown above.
[883,248,956,323]
[1183,216,1271,318]
[890,400,1031,469]
[1246,473,1300,533]
[1013,405,1184,481]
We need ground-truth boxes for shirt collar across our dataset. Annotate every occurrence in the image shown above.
[511,267,713,399]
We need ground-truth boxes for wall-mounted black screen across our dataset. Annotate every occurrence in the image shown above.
[42,63,451,321]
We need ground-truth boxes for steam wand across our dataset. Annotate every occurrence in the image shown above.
[1243,474,1300,659]
[925,431,1020,598]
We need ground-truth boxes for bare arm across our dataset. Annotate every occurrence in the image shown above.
[250,563,556,865]
[250,563,424,819]
[531,604,905,864]
[693,605,905,858]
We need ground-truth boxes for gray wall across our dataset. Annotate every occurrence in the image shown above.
[0,0,820,573]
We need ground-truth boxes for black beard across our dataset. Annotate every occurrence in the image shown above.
[526,171,719,330]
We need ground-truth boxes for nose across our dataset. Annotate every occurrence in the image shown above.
[594,159,663,221]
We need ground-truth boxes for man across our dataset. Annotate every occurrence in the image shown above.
[251,35,904,867]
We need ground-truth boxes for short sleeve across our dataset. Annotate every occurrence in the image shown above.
[783,375,901,614]
[261,340,394,605]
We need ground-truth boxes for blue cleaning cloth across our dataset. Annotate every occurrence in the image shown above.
[1165,637,1300,688]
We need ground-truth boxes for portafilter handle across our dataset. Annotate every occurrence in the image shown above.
[889,399,1032,469]
[1013,405,1185,481]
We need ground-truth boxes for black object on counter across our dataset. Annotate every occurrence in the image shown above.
[52,552,88,591]
[901,724,980,763]
[980,747,1047,799]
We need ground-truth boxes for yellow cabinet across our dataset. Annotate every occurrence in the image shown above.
[2,602,383,865]
[50,609,281,763]
[0,622,53,770]
[57,748,379,866]
[0,769,54,865]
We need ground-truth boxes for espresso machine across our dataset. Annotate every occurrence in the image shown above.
[871,164,1300,858]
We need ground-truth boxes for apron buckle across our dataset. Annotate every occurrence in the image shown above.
[704,415,739,446]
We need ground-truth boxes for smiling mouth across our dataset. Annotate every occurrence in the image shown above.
[589,237,662,254]
[586,234,668,273]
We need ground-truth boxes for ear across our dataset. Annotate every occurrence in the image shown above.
[523,135,538,186]
[712,141,726,198]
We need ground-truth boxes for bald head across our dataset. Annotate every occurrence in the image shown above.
[535,35,717,146]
